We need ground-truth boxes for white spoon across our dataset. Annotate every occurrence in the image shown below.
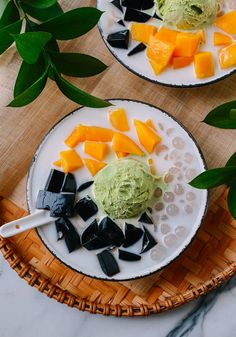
[0,210,56,238]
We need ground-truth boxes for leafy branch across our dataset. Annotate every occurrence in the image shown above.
[190,101,236,219]
[0,0,111,108]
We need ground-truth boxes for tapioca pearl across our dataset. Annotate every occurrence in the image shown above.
[169,167,183,180]
[167,128,175,136]
[185,168,197,180]
[174,184,184,195]
[158,123,164,131]
[184,204,193,214]
[155,202,164,211]
[172,137,185,150]
[164,173,174,183]
[175,226,188,237]
[161,223,171,234]
[184,152,194,163]
[166,204,179,216]
[186,191,196,201]
[170,150,181,161]
[155,144,169,155]
[150,246,166,261]
[163,192,175,202]
[161,214,168,220]
[154,187,163,198]
[174,161,183,168]
[164,234,177,247]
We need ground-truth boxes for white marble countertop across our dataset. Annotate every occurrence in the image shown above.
[0,253,235,337]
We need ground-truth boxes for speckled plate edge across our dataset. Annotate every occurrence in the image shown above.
[26,99,209,282]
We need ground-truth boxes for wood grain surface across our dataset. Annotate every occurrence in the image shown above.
[0,0,236,200]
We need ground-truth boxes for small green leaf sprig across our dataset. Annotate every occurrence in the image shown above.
[0,0,111,108]
[190,101,236,219]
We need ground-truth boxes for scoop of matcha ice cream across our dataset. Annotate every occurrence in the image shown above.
[157,0,223,29]
[93,158,157,219]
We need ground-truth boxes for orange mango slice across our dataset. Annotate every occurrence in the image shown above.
[218,43,236,69]
[115,151,129,158]
[65,125,114,148]
[197,29,206,44]
[146,119,157,131]
[60,150,83,173]
[174,32,200,57]
[84,158,107,176]
[134,119,161,153]
[112,133,144,156]
[53,159,62,167]
[109,108,130,132]
[214,10,236,35]
[130,23,157,44]
[173,56,193,69]
[84,141,109,161]
[147,35,175,75]
[194,52,215,79]
[214,32,233,46]
[155,26,179,44]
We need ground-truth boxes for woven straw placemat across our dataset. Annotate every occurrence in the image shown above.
[0,189,236,316]
[1,0,236,317]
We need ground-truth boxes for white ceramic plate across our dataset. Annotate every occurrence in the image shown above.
[96,0,236,87]
[27,99,208,281]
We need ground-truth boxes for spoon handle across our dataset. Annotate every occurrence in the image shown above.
[0,210,54,238]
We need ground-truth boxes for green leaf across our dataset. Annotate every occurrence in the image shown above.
[39,7,103,40]
[11,31,52,64]
[0,19,22,54]
[8,66,48,107]
[228,179,236,219]
[54,71,111,108]
[0,0,9,18]
[21,2,63,22]
[49,51,107,77]
[14,56,46,97]
[0,1,19,29]
[22,0,57,9]
[226,152,236,167]
[229,108,236,120]
[203,100,236,129]
[189,167,236,189]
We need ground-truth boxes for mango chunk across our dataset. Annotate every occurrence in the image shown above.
[109,108,130,132]
[147,35,175,75]
[65,125,114,148]
[194,52,215,79]
[60,150,83,173]
[173,56,193,69]
[134,119,161,153]
[145,119,157,131]
[84,158,107,176]
[174,32,200,57]
[155,26,179,44]
[130,23,157,44]
[84,141,109,161]
[214,10,236,35]
[214,32,233,46]
[218,43,236,69]
[115,151,129,158]
[112,133,144,156]
[53,159,62,167]
[197,29,206,44]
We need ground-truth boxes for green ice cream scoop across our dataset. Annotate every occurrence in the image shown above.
[157,0,222,29]
[93,158,157,219]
